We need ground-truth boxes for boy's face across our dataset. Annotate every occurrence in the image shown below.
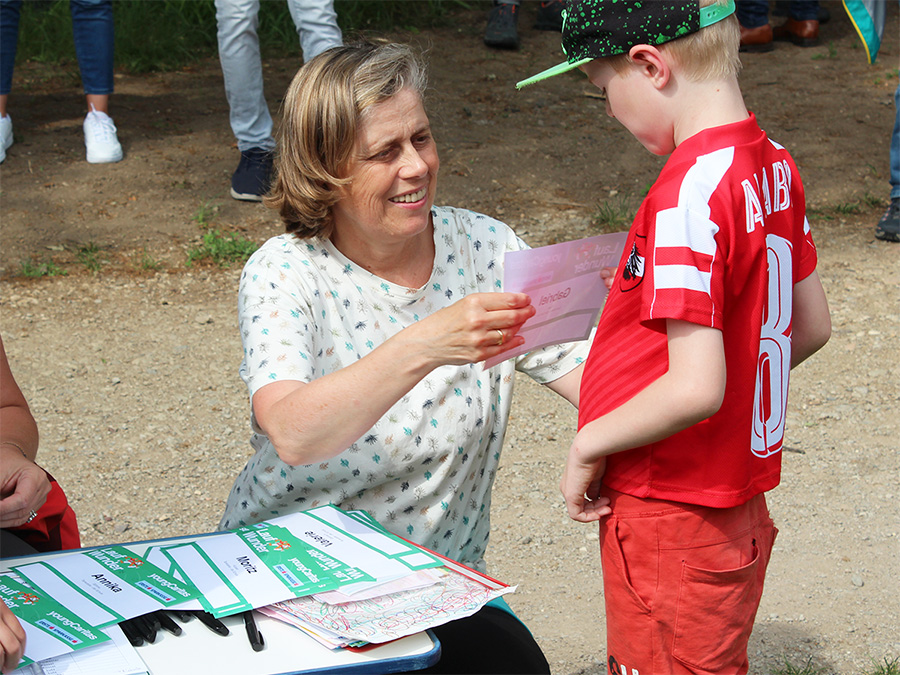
[580,58,674,156]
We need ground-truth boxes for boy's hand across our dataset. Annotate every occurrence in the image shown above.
[560,441,611,522]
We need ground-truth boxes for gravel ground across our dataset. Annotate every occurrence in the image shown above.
[1,213,897,675]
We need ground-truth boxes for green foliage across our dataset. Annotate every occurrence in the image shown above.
[591,194,636,233]
[772,656,827,675]
[187,230,258,268]
[17,259,67,278]
[810,42,838,61]
[133,250,162,272]
[192,200,219,229]
[834,201,862,215]
[14,0,466,74]
[76,242,106,273]
[871,656,900,675]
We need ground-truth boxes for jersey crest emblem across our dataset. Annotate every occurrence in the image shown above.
[620,235,646,292]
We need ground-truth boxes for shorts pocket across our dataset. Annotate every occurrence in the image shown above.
[600,519,652,614]
[671,537,771,673]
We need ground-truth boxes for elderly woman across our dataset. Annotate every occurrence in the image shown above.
[219,40,588,673]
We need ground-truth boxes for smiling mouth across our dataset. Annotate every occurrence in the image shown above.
[389,187,427,204]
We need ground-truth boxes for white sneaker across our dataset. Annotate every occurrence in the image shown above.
[83,109,123,163]
[0,115,13,164]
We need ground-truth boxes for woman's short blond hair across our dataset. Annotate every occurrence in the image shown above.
[608,0,741,81]
[265,40,428,239]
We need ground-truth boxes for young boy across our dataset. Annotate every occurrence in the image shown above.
[518,1,832,673]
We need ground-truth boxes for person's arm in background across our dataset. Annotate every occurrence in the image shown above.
[0,603,25,674]
[0,336,51,528]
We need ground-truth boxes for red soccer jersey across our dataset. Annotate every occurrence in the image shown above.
[579,114,818,508]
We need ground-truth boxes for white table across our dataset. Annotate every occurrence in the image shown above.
[1,535,441,675]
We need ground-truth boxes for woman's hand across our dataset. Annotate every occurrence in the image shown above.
[600,266,617,292]
[0,446,51,528]
[0,603,25,674]
[410,292,535,366]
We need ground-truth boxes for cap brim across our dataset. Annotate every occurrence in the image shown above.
[516,57,593,90]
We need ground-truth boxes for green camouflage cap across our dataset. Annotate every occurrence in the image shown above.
[516,0,735,89]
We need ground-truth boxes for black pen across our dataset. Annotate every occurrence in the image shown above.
[243,610,264,652]
[119,619,145,647]
[168,609,194,623]
[191,610,230,636]
[155,610,183,636]
[132,614,157,644]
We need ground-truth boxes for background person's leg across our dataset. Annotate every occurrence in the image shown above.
[215,0,274,201]
[0,0,22,162]
[286,0,342,62]
[70,0,122,162]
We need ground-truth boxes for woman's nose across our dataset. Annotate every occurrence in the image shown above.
[399,144,428,178]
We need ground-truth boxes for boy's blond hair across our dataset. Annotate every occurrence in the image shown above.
[608,0,741,81]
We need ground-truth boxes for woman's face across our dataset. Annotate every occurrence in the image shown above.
[331,88,439,247]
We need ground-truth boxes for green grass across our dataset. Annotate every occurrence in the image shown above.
[17,259,67,278]
[872,656,900,675]
[14,0,469,74]
[771,655,900,675]
[811,42,838,61]
[132,250,162,272]
[191,200,219,229]
[772,656,828,675]
[591,194,637,232]
[186,230,259,268]
[76,242,106,273]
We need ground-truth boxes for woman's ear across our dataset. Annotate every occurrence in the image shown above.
[627,45,671,91]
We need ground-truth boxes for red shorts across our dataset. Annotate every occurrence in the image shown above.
[598,488,777,675]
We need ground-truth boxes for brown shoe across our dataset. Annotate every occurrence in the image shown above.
[773,18,820,47]
[739,23,774,53]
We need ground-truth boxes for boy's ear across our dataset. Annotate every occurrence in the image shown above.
[627,45,671,90]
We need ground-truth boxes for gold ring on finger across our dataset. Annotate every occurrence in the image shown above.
[495,329,505,346]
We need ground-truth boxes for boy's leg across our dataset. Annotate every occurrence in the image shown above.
[599,489,777,675]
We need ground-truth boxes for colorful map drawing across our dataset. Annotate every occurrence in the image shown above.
[270,566,515,644]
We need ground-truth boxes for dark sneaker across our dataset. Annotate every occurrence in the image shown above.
[534,0,564,31]
[484,2,519,49]
[230,147,273,202]
[875,197,900,242]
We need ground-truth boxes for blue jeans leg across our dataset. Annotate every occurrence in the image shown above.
[891,84,900,199]
[215,0,274,152]
[788,0,820,21]
[736,0,770,28]
[0,0,22,96]
[70,0,114,95]
[286,0,341,61]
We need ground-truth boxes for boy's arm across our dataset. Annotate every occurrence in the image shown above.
[791,271,831,368]
[561,320,726,522]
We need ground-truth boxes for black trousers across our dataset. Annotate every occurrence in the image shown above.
[415,605,551,674]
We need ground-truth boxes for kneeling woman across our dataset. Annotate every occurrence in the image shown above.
[219,40,587,673]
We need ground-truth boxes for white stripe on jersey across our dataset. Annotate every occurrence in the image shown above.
[651,146,734,314]
[655,146,734,251]
[655,264,712,293]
